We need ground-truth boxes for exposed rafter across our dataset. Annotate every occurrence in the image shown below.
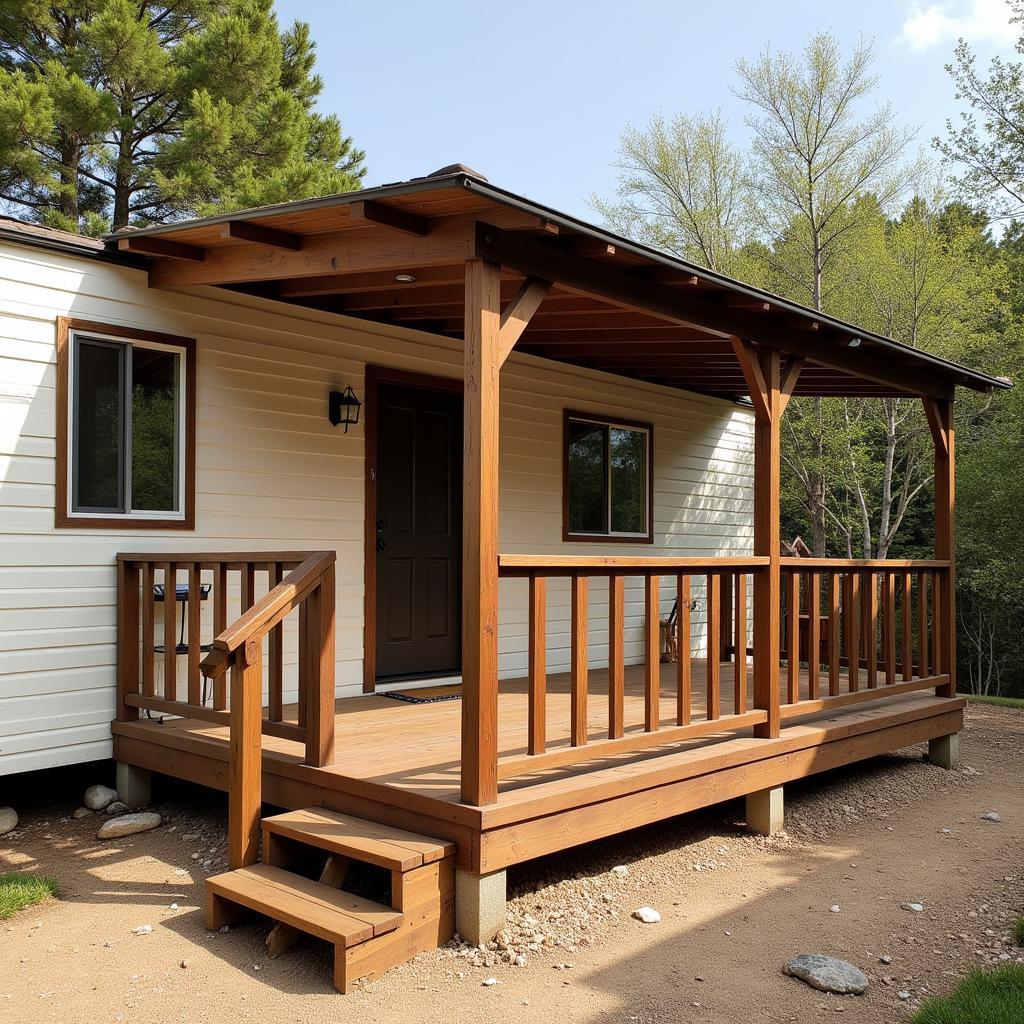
[350,199,429,237]
[221,220,301,250]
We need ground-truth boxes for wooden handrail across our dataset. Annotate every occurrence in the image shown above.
[780,557,950,570]
[201,550,336,677]
[498,554,769,576]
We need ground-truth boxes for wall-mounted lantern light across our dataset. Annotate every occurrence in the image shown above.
[328,386,361,432]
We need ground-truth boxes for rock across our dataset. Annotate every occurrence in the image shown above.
[0,806,18,835]
[902,902,925,913]
[131,925,152,936]
[72,807,92,819]
[97,812,161,840]
[830,905,841,913]
[84,785,118,811]
[897,990,911,1000]
[879,955,893,965]
[980,811,1001,823]
[610,865,629,878]
[784,955,869,995]
[105,802,127,816]
[632,907,661,924]
[481,977,499,986]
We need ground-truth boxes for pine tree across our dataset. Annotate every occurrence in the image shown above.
[0,1,365,233]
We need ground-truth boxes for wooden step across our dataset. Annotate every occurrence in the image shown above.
[206,863,402,947]
[261,808,454,872]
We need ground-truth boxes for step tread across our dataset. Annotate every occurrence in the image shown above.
[262,808,454,871]
[206,863,403,947]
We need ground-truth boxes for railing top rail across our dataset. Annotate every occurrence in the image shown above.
[117,550,318,564]
[780,557,950,570]
[498,554,770,577]
[200,550,336,678]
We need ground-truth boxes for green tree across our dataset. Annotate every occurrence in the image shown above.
[0,1,365,233]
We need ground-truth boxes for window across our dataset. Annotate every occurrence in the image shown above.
[56,318,195,528]
[563,410,653,541]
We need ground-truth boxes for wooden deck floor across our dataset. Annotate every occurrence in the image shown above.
[113,658,964,873]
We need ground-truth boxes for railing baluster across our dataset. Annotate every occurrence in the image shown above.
[645,574,660,731]
[734,571,747,713]
[807,571,820,700]
[570,574,588,747]
[297,598,308,728]
[706,573,721,720]
[304,565,336,767]
[187,562,201,705]
[677,574,691,725]
[608,574,624,740]
[866,572,878,688]
[902,573,913,681]
[931,570,942,679]
[142,561,155,696]
[917,572,929,677]
[846,571,860,692]
[884,573,897,684]
[529,574,548,754]
[117,560,140,721]
[827,572,840,696]
[268,561,284,722]
[214,562,228,710]
[785,570,799,704]
[164,561,177,700]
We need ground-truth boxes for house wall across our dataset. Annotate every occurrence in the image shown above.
[0,239,754,776]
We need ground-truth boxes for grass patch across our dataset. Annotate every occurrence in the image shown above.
[912,965,1024,1024]
[959,693,1024,709]
[1014,916,1024,947]
[0,871,58,919]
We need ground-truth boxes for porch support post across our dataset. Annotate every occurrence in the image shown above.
[461,258,502,806]
[733,339,784,739]
[115,762,151,810]
[455,868,507,945]
[923,397,956,699]
[746,785,784,835]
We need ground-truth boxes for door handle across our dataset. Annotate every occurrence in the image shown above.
[376,538,386,552]
[376,517,385,552]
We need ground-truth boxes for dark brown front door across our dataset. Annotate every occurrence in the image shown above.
[374,382,462,680]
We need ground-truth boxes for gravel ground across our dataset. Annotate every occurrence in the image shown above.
[1,702,1021,1023]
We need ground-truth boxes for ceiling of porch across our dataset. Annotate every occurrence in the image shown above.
[107,168,1009,403]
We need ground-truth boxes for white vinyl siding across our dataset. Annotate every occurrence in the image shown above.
[0,239,754,775]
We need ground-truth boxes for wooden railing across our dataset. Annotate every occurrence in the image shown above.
[778,558,952,718]
[495,553,953,781]
[496,555,770,778]
[116,550,336,867]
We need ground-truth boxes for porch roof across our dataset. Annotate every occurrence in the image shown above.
[107,168,1011,402]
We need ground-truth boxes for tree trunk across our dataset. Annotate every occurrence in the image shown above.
[111,104,134,231]
[57,136,80,226]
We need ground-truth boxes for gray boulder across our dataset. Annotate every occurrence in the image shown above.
[84,785,118,811]
[784,954,869,995]
[97,812,161,840]
[106,801,128,816]
[0,806,17,835]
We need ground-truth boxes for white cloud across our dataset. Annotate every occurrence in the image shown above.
[900,0,1018,51]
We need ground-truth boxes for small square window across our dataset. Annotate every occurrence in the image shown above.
[57,319,195,529]
[564,410,653,541]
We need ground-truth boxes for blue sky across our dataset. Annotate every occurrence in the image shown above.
[275,0,1020,218]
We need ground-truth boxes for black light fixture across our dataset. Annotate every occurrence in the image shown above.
[328,385,361,432]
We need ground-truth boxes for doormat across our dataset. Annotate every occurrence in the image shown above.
[382,684,462,704]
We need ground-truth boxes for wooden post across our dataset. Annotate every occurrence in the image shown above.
[228,643,262,869]
[528,575,547,754]
[116,560,140,721]
[461,258,502,805]
[924,397,956,698]
[305,564,336,767]
[608,574,624,739]
[644,575,660,731]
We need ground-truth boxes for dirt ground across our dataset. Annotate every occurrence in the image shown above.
[1,703,1021,1024]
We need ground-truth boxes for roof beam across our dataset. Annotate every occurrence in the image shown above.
[278,265,468,297]
[498,277,551,364]
[473,222,954,399]
[119,236,204,261]
[731,337,771,421]
[221,220,301,250]
[350,199,429,237]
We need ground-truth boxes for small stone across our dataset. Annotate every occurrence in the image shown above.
[105,802,128,816]
[879,955,893,965]
[784,955,869,995]
[219,925,230,933]
[97,812,161,840]
[180,959,189,969]
[632,907,661,924]
[481,977,499,987]
[84,785,118,811]
[167,903,179,911]
[897,990,911,1000]
[72,807,92,819]
[131,925,152,936]
[830,905,841,913]
[980,811,1001,823]
[902,902,925,913]
[0,807,18,835]
[610,865,629,878]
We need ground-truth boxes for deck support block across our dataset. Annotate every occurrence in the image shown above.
[455,868,506,945]
[745,784,784,835]
[115,762,151,810]
[927,732,959,770]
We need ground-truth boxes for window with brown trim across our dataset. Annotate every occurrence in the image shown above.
[563,409,653,542]
[56,318,196,529]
